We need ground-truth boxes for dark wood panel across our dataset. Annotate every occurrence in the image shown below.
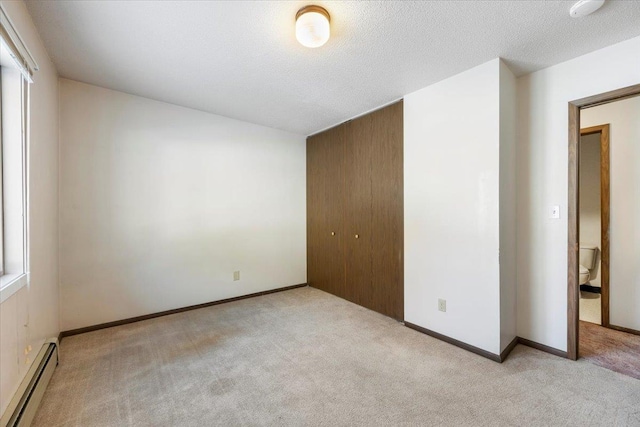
[307,101,404,321]
[327,125,347,298]
[369,101,404,320]
[599,125,611,328]
[306,133,327,292]
[567,102,580,361]
[344,115,373,307]
[307,127,345,295]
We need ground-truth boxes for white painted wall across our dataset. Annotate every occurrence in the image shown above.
[516,36,640,351]
[405,59,503,355]
[579,133,601,287]
[582,96,640,331]
[0,0,59,417]
[499,61,517,352]
[59,80,306,331]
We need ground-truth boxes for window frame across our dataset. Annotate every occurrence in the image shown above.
[0,3,38,303]
[0,63,29,303]
[0,66,3,277]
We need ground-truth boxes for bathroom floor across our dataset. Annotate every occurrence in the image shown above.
[580,321,640,380]
[579,290,601,324]
[579,288,640,380]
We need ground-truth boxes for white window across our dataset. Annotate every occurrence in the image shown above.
[0,6,37,303]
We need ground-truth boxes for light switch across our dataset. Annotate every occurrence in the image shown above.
[550,205,560,219]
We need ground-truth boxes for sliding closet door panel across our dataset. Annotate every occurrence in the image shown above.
[345,117,373,308]
[306,133,326,292]
[307,127,345,296]
[307,101,403,320]
[370,101,404,320]
[326,125,346,298]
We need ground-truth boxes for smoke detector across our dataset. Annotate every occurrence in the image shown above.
[570,0,605,18]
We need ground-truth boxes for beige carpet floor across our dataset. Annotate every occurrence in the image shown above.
[34,287,640,427]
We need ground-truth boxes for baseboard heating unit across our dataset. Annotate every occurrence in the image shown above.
[1,340,59,427]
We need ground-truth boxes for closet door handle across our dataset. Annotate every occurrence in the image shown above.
[331,231,335,236]
[355,234,359,239]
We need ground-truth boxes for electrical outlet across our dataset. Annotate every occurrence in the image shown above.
[233,271,240,281]
[438,299,446,312]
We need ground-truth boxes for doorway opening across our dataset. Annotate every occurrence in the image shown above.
[568,84,640,379]
[577,125,609,327]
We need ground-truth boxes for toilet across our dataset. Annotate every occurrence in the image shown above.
[579,245,599,285]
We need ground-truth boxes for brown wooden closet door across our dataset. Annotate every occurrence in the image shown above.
[344,116,373,308]
[369,101,404,320]
[306,126,345,296]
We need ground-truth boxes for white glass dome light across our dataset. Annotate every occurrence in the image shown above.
[296,6,330,48]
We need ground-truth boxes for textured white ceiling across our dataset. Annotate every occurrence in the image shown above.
[25,0,640,135]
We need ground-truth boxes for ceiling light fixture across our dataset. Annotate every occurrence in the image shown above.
[569,0,605,18]
[295,5,330,48]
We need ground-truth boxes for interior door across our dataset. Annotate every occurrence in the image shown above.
[344,116,373,308]
[369,101,404,320]
[307,126,345,296]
